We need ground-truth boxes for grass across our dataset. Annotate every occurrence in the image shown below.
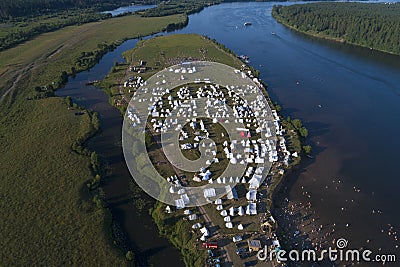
[0,13,186,104]
[124,34,241,74]
[0,9,110,51]
[99,34,242,107]
[0,13,185,266]
[151,202,208,267]
[0,97,126,266]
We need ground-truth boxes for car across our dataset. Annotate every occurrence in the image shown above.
[244,260,258,266]
[236,247,247,255]
[239,253,248,259]
[202,242,218,249]
[207,249,214,257]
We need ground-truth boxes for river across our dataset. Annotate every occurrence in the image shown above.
[57,1,400,266]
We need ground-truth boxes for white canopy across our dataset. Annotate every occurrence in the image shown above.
[203,188,216,198]
[192,223,201,229]
[175,199,185,209]
[246,190,257,201]
[229,206,235,216]
[246,203,257,215]
[214,199,222,205]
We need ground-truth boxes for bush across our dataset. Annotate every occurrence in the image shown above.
[299,127,308,138]
[125,250,135,261]
[65,96,73,107]
[303,145,312,155]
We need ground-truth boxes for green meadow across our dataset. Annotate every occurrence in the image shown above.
[0,13,185,266]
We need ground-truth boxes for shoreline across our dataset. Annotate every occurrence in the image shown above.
[272,9,400,57]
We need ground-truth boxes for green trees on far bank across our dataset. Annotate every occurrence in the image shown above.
[272,2,400,55]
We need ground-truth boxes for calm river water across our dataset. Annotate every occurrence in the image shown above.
[58,1,400,265]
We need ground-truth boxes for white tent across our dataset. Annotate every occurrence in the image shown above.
[233,235,243,242]
[238,206,244,216]
[175,199,185,209]
[193,176,202,182]
[200,227,209,237]
[248,174,262,189]
[225,185,238,200]
[246,203,257,215]
[203,188,216,198]
[229,206,235,216]
[192,223,201,229]
[246,190,257,201]
[220,210,228,217]
[216,205,223,211]
[189,214,198,221]
[214,199,222,205]
[223,216,231,222]
[237,224,244,230]
[178,188,186,194]
[181,194,190,204]
[225,222,233,229]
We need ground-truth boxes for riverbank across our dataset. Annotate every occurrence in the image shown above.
[272,3,400,57]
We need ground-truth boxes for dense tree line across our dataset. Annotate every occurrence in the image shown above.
[0,11,111,51]
[0,0,157,19]
[272,2,400,55]
[141,0,216,17]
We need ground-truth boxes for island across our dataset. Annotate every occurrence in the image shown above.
[99,33,309,266]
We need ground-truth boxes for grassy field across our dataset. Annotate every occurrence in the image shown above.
[0,98,128,266]
[0,14,186,105]
[0,13,185,266]
[124,34,241,74]
[99,34,242,106]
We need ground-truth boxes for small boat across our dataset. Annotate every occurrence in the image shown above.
[238,55,249,61]
[85,80,98,86]
[244,22,252,26]
[271,32,276,35]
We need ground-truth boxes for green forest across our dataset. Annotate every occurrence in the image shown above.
[0,0,156,19]
[272,2,400,55]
